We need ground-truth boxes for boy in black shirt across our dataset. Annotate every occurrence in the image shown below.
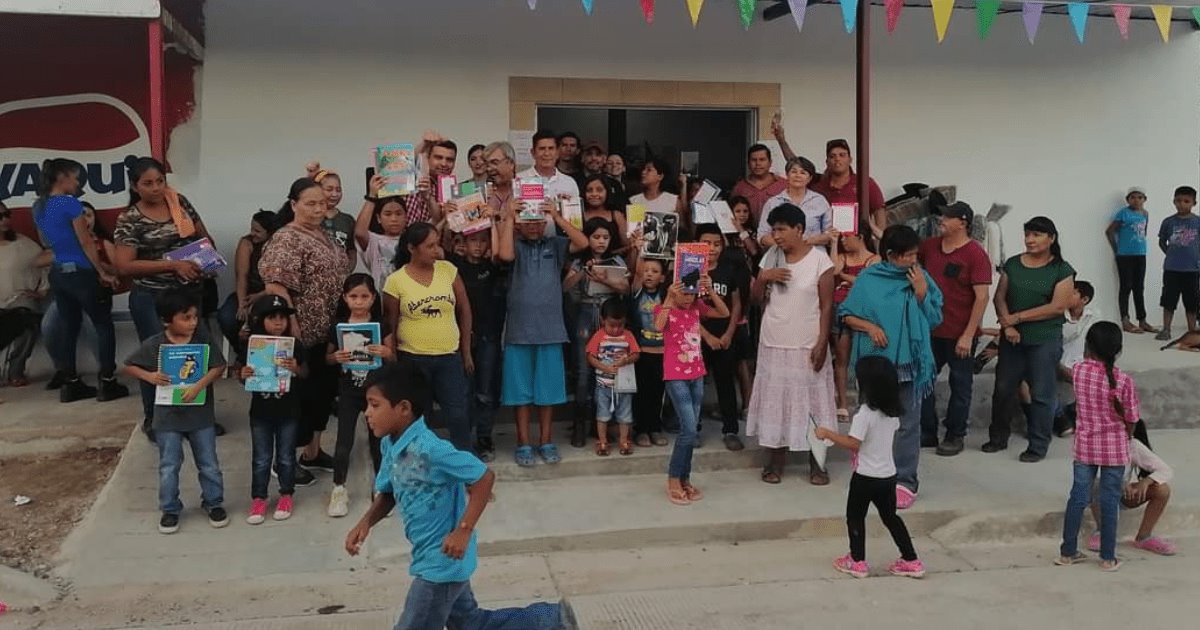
[448,230,505,461]
[696,225,749,451]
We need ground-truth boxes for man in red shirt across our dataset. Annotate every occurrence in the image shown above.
[774,125,886,237]
[406,136,459,224]
[918,202,993,456]
[730,144,787,227]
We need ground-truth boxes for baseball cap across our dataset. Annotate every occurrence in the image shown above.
[942,201,974,224]
[581,140,606,154]
[250,294,296,320]
[1126,186,1147,199]
[825,139,851,156]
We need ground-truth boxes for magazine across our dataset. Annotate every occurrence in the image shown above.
[640,211,679,260]
[164,238,226,275]
[561,197,583,230]
[625,204,646,238]
[514,179,546,222]
[674,242,709,294]
[437,175,457,203]
[375,143,417,197]
[244,335,296,394]
[445,192,492,234]
[337,322,382,371]
[156,343,209,406]
[831,203,859,234]
[586,265,628,297]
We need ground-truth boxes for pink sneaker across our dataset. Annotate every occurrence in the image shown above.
[833,554,869,578]
[273,495,294,521]
[1087,532,1101,553]
[888,558,926,578]
[896,485,916,510]
[1132,536,1177,556]
[246,498,268,525]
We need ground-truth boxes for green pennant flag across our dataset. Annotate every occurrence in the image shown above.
[976,0,1001,39]
[739,0,755,29]
[1193,7,1200,26]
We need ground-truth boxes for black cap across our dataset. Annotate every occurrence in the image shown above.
[250,294,296,320]
[942,201,974,225]
[826,138,851,156]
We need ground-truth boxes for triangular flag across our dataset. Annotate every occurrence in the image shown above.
[1067,3,1088,43]
[1022,2,1043,44]
[787,0,807,32]
[582,0,593,16]
[739,0,754,29]
[1112,5,1131,40]
[931,0,954,43]
[1193,7,1200,28]
[640,0,654,24]
[1151,5,1172,42]
[976,0,1000,39]
[527,0,536,10]
[686,0,703,27]
[885,0,903,33]
[838,0,857,33]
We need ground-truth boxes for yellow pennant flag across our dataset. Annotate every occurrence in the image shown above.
[687,0,704,27]
[931,0,954,43]
[1151,5,1172,42]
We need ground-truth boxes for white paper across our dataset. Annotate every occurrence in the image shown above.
[831,203,858,234]
[694,179,720,205]
[509,130,534,169]
[615,364,638,394]
[707,200,739,234]
[692,202,716,226]
[807,414,832,469]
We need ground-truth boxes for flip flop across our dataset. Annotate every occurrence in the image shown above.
[682,483,704,501]
[1054,551,1087,566]
[667,486,691,506]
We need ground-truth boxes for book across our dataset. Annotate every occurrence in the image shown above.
[614,363,638,394]
[694,179,720,205]
[680,151,700,178]
[561,197,583,230]
[437,175,457,203]
[586,265,628,297]
[164,238,226,275]
[337,322,382,371]
[625,204,646,238]
[514,179,546,222]
[244,335,296,394]
[458,181,479,197]
[640,211,679,260]
[445,191,492,234]
[156,343,209,406]
[375,143,417,197]
[831,203,859,234]
[674,242,709,294]
[707,200,739,234]
[691,202,716,226]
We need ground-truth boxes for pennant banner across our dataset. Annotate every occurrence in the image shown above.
[787,0,807,32]
[931,0,954,43]
[1194,7,1200,27]
[640,0,654,24]
[1112,5,1131,40]
[838,0,857,33]
[582,0,593,16]
[527,0,536,10]
[739,0,754,30]
[686,0,703,27]
[886,0,903,34]
[1152,5,1172,42]
[976,0,1000,39]
[1023,2,1043,44]
[1067,3,1088,43]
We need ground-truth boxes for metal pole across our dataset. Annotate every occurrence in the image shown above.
[855,0,871,224]
[148,19,165,161]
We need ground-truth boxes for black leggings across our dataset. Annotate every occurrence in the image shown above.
[297,343,338,448]
[1115,255,1147,321]
[333,382,382,485]
[847,473,918,563]
[633,352,665,435]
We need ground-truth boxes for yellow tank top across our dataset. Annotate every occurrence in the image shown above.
[383,260,460,355]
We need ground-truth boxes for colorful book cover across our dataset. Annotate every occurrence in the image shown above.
[375,143,417,197]
[156,343,209,406]
[244,335,296,394]
[437,175,457,203]
[515,179,546,222]
[458,181,479,197]
[625,204,646,237]
[446,191,492,234]
[164,238,227,275]
[641,211,679,260]
[831,203,859,234]
[337,322,382,371]
[561,197,583,230]
[674,242,709,294]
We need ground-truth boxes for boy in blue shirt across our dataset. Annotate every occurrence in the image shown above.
[345,363,575,630]
[1155,186,1200,341]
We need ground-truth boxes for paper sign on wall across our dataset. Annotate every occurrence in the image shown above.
[509,130,534,169]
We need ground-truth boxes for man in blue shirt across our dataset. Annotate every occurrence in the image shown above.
[345,363,575,630]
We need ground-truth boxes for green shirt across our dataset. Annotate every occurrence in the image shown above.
[1002,255,1075,344]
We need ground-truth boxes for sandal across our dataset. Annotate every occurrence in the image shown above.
[761,467,782,485]
[1100,559,1122,572]
[809,453,830,486]
[514,445,536,467]
[594,441,611,457]
[1054,551,1087,566]
[538,443,562,464]
[1122,321,1143,334]
[635,434,652,447]
[667,485,691,506]
[619,441,634,456]
[682,482,703,501]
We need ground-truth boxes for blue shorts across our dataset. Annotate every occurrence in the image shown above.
[594,384,633,424]
[501,343,567,407]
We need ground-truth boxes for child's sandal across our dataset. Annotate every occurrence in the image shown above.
[682,482,703,501]
[595,442,610,457]
[619,441,634,456]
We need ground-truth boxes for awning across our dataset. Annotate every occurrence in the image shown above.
[0,0,160,18]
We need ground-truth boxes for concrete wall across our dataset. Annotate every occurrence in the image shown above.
[177,0,1200,320]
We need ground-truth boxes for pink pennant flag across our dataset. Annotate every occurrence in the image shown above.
[1112,4,1131,40]
[640,0,655,24]
[787,0,808,32]
[1022,2,1043,44]
[885,0,903,33]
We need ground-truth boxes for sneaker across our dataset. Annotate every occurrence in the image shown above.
[59,378,97,403]
[1154,329,1172,342]
[247,498,268,525]
[1087,532,1101,552]
[207,507,230,528]
[214,422,227,437]
[299,450,335,472]
[95,377,129,402]
[896,485,916,510]
[475,437,495,463]
[141,418,156,444]
[921,434,940,448]
[45,371,67,390]
[723,434,745,451]
[293,467,317,487]
[888,558,926,578]
[981,440,1008,453]
[158,512,180,534]
[936,436,964,456]
[274,495,294,521]
[1018,450,1044,463]
[328,485,349,518]
[833,554,869,578]
[1132,536,1177,556]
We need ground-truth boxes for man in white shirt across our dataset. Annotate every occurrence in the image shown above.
[517,130,580,238]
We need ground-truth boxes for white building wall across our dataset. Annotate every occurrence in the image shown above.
[177,0,1200,319]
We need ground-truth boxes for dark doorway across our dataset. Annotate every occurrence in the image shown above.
[536,106,754,194]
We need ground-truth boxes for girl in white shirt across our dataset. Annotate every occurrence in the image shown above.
[816,356,926,579]
[1085,421,1176,556]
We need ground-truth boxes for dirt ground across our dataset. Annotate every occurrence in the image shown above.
[0,447,122,578]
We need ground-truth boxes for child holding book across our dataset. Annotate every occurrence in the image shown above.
[327,273,395,518]
[344,363,574,630]
[586,297,641,456]
[239,294,306,524]
[122,289,227,534]
[629,256,670,447]
[357,174,408,291]
[656,276,729,505]
[696,225,749,451]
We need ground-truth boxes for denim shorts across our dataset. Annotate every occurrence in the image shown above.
[594,383,633,424]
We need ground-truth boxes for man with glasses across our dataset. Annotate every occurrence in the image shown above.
[773,123,886,237]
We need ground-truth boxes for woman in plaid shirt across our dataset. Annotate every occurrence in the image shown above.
[1056,321,1139,572]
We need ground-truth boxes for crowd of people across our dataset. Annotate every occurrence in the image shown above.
[3,127,1195,627]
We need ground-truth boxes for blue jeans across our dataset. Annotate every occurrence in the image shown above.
[130,284,208,421]
[895,382,922,493]
[570,301,601,411]
[920,336,976,441]
[988,337,1063,456]
[1061,462,1123,561]
[41,301,97,363]
[403,352,472,451]
[47,267,117,377]
[665,378,704,481]
[470,335,502,442]
[217,293,246,364]
[394,578,563,630]
[250,416,298,499]
[157,425,224,514]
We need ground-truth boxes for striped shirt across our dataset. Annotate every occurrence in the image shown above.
[1071,359,1139,466]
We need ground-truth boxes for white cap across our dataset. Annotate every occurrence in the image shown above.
[1126,186,1147,199]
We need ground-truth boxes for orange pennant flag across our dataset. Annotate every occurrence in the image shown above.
[1151,5,1172,42]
